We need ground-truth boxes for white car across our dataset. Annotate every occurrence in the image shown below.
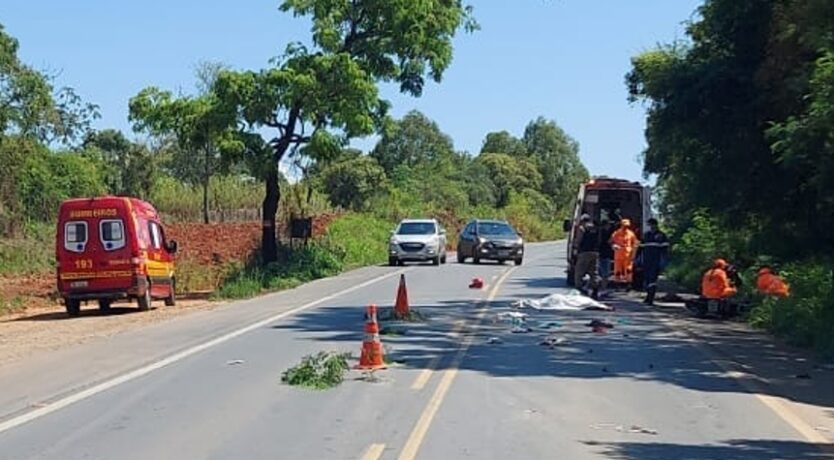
[388,219,448,266]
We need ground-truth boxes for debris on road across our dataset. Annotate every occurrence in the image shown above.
[623,425,659,435]
[380,326,407,336]
[487,337,503,345]
[281,351,351,390]
[377,307,427,323]
[592,423,658,435]
[511,325,532,333]
[513,291,612,311]
[537,321,563,329]
[469,277,484,289]
[498,312,528,321]
[539,336,567,347]
[587,318,614,333]
[225,359,245,366]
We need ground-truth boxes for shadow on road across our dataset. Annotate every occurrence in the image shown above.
[583,439,833,459]
[271,286,834,409]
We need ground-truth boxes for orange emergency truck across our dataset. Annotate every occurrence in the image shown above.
[56,196,177,316]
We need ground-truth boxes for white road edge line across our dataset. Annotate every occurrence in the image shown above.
[0,268,408,435]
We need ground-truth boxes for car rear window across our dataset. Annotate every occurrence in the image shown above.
[100,219,126,251]
[64,221,88,253]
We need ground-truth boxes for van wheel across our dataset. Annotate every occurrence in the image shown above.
[98,300,112,312]
[164,279,176,307]
[566,267,576,287]
[515,258,523,266]
[138,282,152,311]
[65,299,81,317]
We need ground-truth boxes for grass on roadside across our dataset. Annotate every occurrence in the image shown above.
[0,222,53,276]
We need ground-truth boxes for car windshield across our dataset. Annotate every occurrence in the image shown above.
[397,222,436,235]
[478,222,516,236]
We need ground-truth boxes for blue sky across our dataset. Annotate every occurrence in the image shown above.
[3,1,701,181]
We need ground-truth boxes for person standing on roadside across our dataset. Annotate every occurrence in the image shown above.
[610,218,639,283]
[636,218,669,305]
[597,218,615,295]
[572,214,601,298]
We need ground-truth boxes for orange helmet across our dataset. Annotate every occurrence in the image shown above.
[714,259,728,269]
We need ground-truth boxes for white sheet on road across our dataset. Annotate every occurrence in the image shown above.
[512,291,612,311]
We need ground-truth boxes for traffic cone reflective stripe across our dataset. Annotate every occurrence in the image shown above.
[357,304,386,370]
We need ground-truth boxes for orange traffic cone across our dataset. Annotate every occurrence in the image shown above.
[394,274,410,317]
[356,304,386,370]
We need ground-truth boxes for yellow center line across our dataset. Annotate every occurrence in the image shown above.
[397,266,518,460]
[360,443,386,460]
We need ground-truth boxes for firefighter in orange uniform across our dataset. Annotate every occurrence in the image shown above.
[701,259,738,299]
[609,219,639,283]
[756,267,790,298]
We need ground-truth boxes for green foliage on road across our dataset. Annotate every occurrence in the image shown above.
[628,0,834,353]
[281,351,351,390]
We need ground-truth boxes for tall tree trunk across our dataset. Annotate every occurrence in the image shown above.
[261,169,280,263]
[261,106,300,264]
[202,146,210,224]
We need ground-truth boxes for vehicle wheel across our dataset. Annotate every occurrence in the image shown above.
[457,252,466,263]
[397,259,405,266]
[98,299,112,311]
[164,278,176,307]
[389,257,398,267]
[473,256,481,264]
[137,281,152,311]
[441,253,447,264]
[515,258,523,266]
[566,267,576,287]
[432,256,440,266]
[65,298,81,317]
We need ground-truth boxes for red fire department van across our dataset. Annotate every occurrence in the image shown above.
[56,196,178,316]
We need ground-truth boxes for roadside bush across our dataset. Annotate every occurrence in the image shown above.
[748,261,834,358]
[665,210,752,291]
[216,241,345,299]
[0,222,54,275]
[325,213,390,268]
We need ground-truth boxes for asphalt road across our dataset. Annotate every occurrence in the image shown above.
[0,242,831,459]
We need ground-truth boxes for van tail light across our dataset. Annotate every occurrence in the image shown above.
[131,256,146,274]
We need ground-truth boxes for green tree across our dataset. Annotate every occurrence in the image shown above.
[476,153,542,207]
[129,84,239,223]
[521,117,588,210]
[214,1,476,263]
[371,110,456,175]
[480,130,527,157]
[627,0,834,257]
[319,155,387,210]
[0,24,98,145]
[82,129,157,198]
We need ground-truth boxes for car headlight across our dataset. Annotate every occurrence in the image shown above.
[477,237,487,245]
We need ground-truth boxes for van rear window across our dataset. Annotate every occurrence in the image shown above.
[100,219,126,251]
[64,221,88,253]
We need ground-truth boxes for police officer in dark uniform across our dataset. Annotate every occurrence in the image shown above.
[636,218,669,305]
